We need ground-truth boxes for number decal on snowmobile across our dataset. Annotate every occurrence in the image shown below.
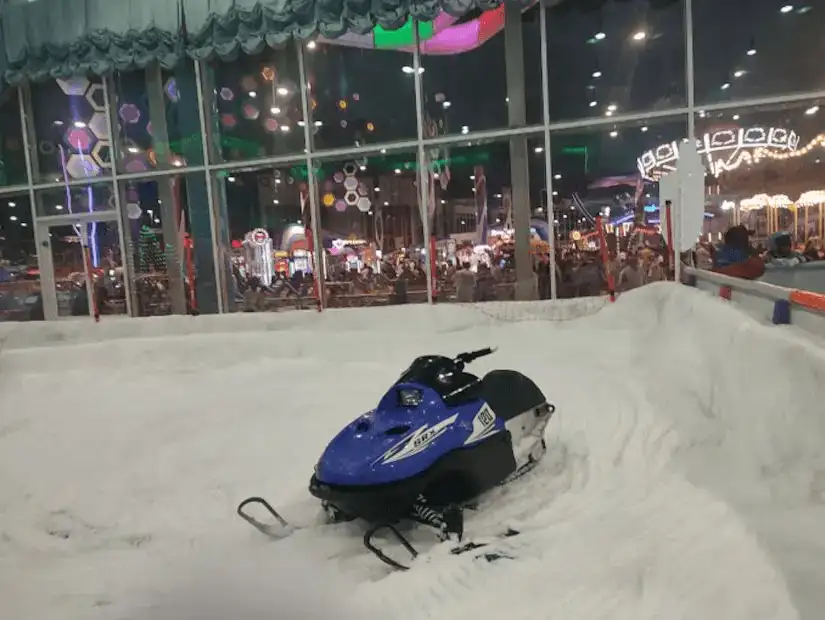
[464,403,500,445]
[378,414,459,465]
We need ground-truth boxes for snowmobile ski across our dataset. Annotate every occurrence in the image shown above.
[237,497,295,539]
[364,525,521,571]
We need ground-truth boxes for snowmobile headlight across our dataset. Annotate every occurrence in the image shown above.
[398,388,423,408]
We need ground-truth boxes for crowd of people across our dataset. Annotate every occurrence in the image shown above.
[701,227,825,280]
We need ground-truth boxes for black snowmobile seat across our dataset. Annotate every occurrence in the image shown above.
[480,370,546,421]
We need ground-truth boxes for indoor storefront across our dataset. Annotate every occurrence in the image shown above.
[1,0,825,320]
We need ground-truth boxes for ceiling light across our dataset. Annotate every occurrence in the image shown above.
[632,31,646,41]
[73,121,86,128]
[747,48,757,56]
[9,215,17,221]
[592,70,602,78]
[733,70,746,78]
[733,114,740,120]
[442,101,451,109]
[780,4,794,13]
[8,202,15,207]
[554,174,562,180]
[594,32,606,40]
[589,100,598,107]
[270,106,281,115]
[607,104,617,112]
[228,176,236,182]
[721,82,731,90]
[610,130,618,138]
[640,126,648,132]
[605,110,614,117]
[534,146,544,153]
[277,86,289,96]
[249,91,257,98]
[306,41,317,50]
[461,125,469,134]
[806,105,820,115]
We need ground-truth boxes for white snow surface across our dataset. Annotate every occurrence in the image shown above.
[2,283,825,619]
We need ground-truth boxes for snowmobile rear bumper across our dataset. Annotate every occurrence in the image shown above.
[309,473,426,524]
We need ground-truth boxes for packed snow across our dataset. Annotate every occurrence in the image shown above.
[1,283,825,620]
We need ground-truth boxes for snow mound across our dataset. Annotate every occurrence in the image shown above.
[1,283,824,619]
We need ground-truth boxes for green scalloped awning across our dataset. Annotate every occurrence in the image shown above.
[1,0,183,85]
[1,0,515,85]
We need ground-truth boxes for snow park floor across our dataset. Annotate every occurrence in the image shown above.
[2,283,825,620]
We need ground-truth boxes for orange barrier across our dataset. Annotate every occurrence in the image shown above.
[789,289,825,313]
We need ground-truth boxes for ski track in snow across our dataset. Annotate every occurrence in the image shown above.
[1,283,825,619]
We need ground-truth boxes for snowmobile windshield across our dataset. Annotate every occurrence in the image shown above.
[396,355,480,398]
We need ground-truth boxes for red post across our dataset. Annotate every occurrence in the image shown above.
[719,286,732,300]
[185,236,197,313]
[306,228,323,312]
[429,235,438,302]
[83,245,100,322]
[595,216,616,302]
[665,200,675,280]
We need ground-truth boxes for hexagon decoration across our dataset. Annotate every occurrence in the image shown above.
[220,113,237,128]
[240,75,258,93]
[356,196,371,213]
[277,78,298,100]
[124,158,149,174]
[261,66,276,82]
[342,162,358,176]
[57,76,90,96]
[333,171,344,184]
[323,179,334,192]
[322,192,335,208]
[357,182,368,197]
[66,127,94,152]
[334,199,348,212]
[219,87,235,101]
[242,104,259,120]
[65,154,101,179]
[119,103,141,125]
[82,85,104,115]
[264,118,279,133]
[352,93,360,102]
[164,77,180,102]
[340,120,348,128]
[88,112,109,139]
[343,176,358,191]
[126,202,143,220]
[92,141,112,168]
[344,190,359,206]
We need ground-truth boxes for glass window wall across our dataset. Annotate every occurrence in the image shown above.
[3,0,825,321]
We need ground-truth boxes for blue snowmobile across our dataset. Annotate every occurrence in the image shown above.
[238,347,555,569]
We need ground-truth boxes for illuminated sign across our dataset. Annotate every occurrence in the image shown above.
[637,126,800,179]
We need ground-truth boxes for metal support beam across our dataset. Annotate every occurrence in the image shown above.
[414,22,434,304]
[298,41,327,308]
[539,2,558,300]
[146,63,187,314]
[504,1,534,300]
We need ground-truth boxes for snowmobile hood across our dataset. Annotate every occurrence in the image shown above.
[314,382,479,487]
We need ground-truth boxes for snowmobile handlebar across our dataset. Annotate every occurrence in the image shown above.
[455,347,496,369]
